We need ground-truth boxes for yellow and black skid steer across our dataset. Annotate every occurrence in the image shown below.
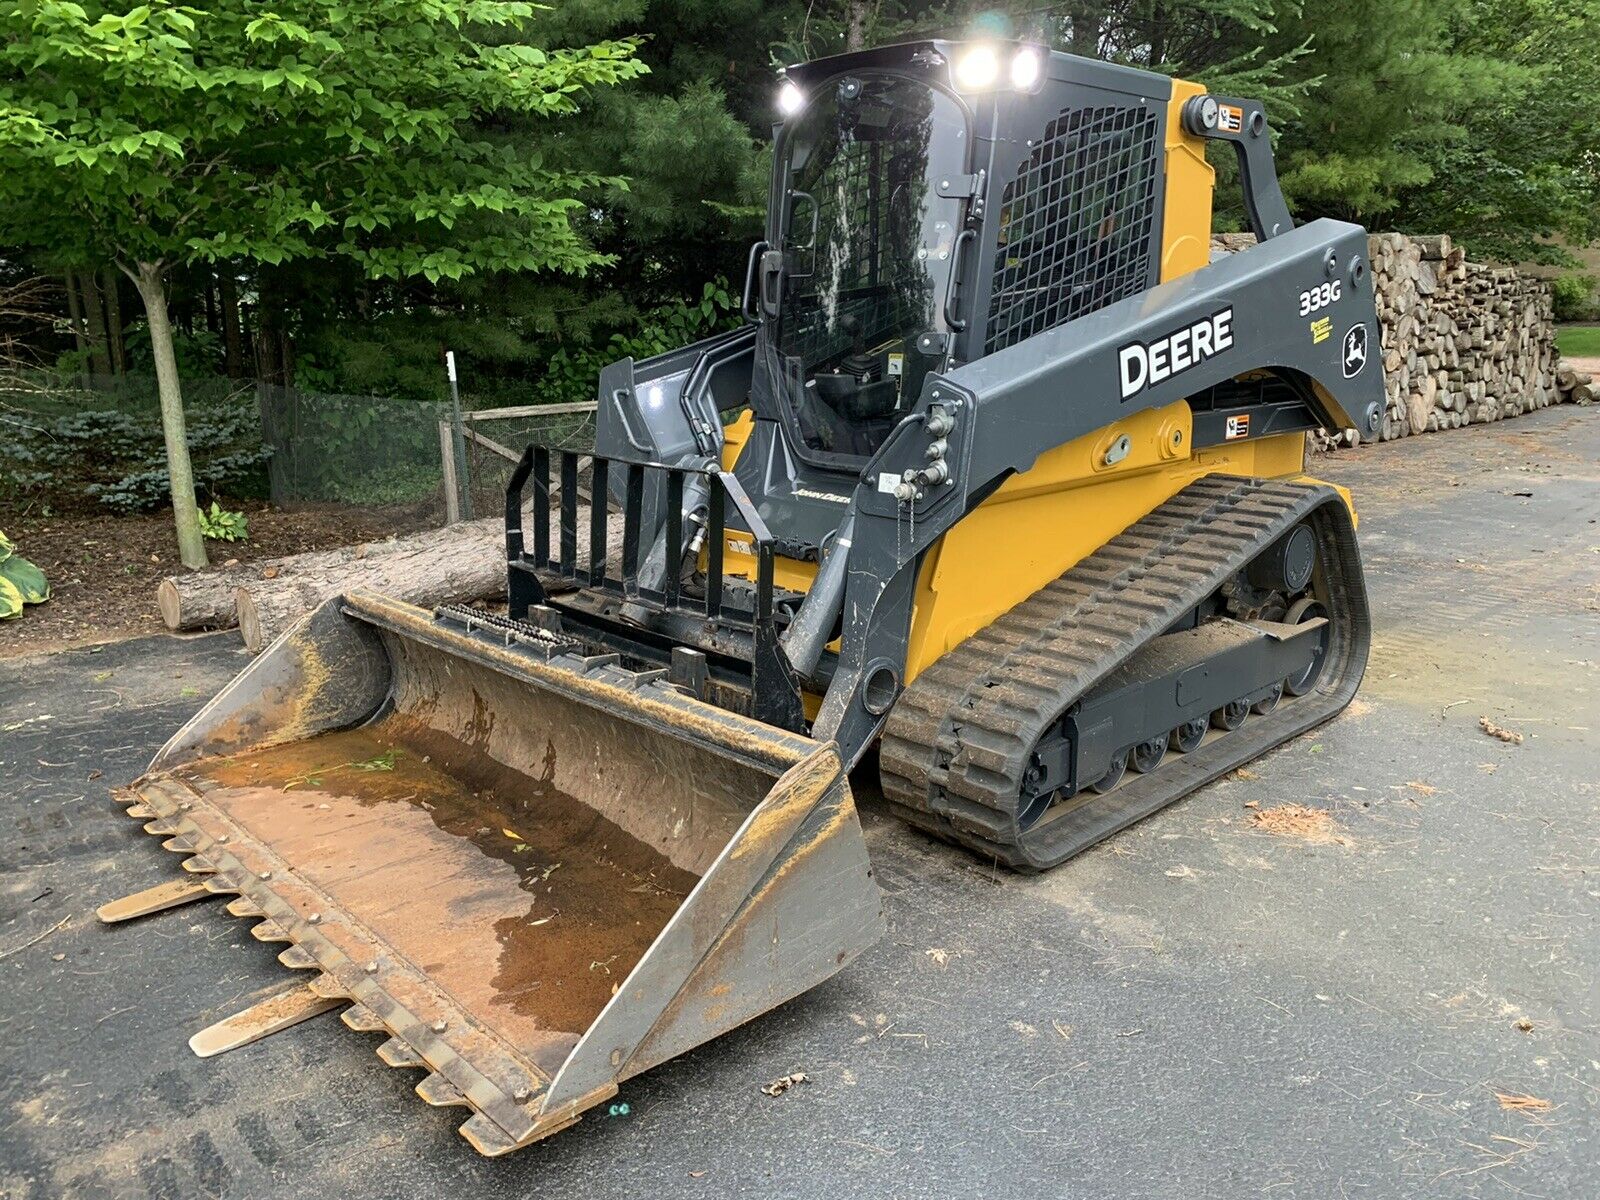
[103,39,1379,1154]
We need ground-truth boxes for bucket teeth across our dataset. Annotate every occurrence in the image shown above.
[188,982,342,1058]
[460,1111,577,1158]
[227,896,265,918]
[415,1073,468,1108]
[342,1005,386,1033]
[144,818,183,836]
[125,803,155,819]
[95,876,215,924]
[277,945,316,970]
[377,1037,426,1069]
[175,848,209,867]
[250,919,289,944]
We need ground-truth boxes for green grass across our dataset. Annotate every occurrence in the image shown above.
[1556,325,1600,357]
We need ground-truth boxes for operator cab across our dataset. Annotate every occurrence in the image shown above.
[757,64,972,466]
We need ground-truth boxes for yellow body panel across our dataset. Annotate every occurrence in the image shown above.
[1160,79,1216,283]
[902,421,1311,681]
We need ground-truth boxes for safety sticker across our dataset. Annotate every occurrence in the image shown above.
[1225,414,1250,441]
[877,471,903,495]
[1218,104,1244,134]
[1310,316,1332,344]
[886,352,904,377]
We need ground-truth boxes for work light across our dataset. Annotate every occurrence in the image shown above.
[953,45,1000,90]
[777,80,805,116]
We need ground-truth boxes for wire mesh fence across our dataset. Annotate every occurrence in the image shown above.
[456,402,600,522]
[2,369,603,529]
[255,381,447,511]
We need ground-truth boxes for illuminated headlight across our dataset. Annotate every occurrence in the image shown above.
[1010,48,1043,91]
[953,45,1000,91]
[777,80,805,117]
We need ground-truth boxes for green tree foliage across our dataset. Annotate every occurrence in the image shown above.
[0,1,644,565]
[1388,0,1600,262]
[2,0,1597,547]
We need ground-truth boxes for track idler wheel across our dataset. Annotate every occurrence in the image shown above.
[1130,732,1169,773]
[1283,597,1331,696]
[1172,719,1207,753]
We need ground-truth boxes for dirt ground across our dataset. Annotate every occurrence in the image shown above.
[0,501,434,658]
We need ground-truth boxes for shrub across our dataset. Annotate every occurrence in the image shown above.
[198,503,249,542]
[0,382,271,514]
[1551,274,1598,322]
[0,531,50,619]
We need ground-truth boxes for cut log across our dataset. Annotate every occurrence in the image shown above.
[233,516,506,653]
[157,566,260,632]
[1413,234,1453,261]
[157,517,507,634]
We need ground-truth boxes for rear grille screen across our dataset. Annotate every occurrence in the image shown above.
[985,104,1161,355]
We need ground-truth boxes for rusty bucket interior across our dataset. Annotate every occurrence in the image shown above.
[120,590,883,1154]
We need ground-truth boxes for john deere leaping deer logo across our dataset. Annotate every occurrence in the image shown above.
[1342,324,1368,378]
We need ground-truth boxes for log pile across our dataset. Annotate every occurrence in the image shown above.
[1212,232,1570,444]
[1556,363,1594,406]
[1364,233,1560,440]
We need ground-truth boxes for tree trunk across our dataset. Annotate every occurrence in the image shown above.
[157,516,492,632]
[80,269,111,379]
[63,269,89,386]
[231,517,507,652]
[219,271,244,379]
[102,266,126,375]
[844,0,869,51]
[129,261,209,570]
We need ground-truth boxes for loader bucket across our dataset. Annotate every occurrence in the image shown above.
[114,590,884,1155]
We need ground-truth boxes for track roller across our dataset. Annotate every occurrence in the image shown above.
[1130,733,1169,773]
[1172,719,1207,753]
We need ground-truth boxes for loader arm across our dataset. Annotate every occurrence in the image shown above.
[814,217,1383,759]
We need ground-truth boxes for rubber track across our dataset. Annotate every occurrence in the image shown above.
[879,475,1371,870]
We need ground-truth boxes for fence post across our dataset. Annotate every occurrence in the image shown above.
[444,350,474,522]
[439,417,461,525]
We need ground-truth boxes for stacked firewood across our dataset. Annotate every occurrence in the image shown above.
[1212,232,1566,442]
[1365,233,1560,439]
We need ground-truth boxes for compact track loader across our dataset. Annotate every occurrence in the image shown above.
[104,40,1380,1154]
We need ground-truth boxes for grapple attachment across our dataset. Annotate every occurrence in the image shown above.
[113,590,883,1155]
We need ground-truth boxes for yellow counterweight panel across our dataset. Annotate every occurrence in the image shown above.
[720,408,755,469]
[1161,79,1216,283]
[902,422,1311,683]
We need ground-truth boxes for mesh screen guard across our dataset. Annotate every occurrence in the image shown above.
[985,104,1161,355]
